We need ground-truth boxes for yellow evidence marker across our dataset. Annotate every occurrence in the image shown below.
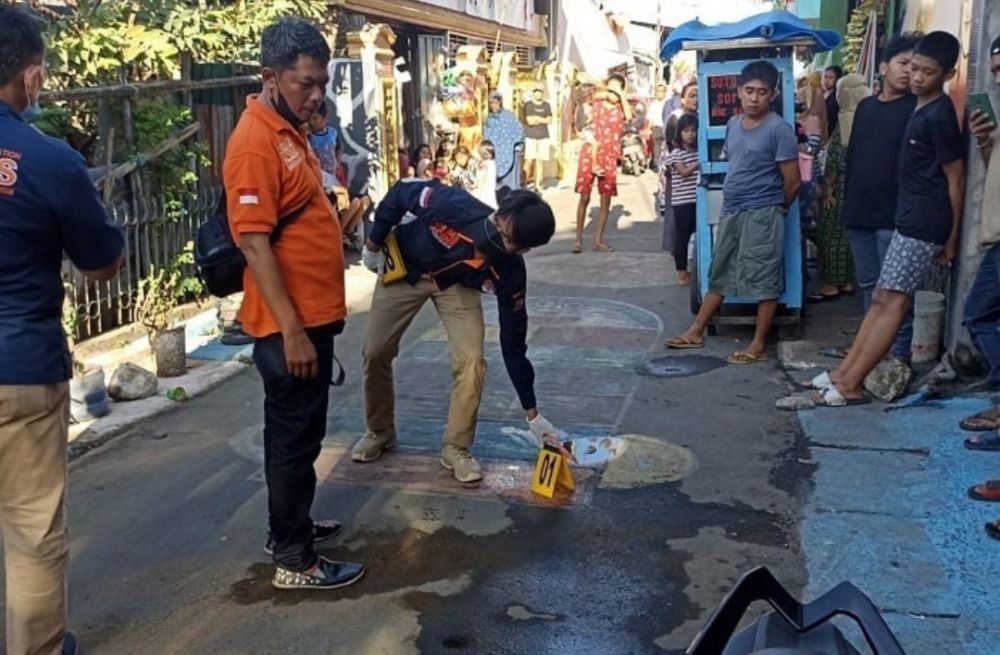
[531,444,575,498]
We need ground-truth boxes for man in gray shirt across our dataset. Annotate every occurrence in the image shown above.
[666,61,801,364]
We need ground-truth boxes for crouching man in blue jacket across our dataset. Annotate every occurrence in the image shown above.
[354,181,557,482]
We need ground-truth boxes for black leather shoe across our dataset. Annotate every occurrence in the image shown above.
[272,557,365,590]
[62,632,78,655]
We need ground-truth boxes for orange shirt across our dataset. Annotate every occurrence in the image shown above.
[224,96,345,338]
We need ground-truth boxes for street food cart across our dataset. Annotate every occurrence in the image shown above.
[662,12,841,339]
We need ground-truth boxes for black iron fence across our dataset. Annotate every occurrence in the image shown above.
[65,186,220,341]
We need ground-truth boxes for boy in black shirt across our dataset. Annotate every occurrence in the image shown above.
[841,35,919,362]
[809,31,965,407]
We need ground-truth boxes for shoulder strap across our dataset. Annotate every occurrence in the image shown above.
[268,201,310,245]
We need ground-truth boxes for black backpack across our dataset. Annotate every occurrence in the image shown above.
[194,191,308,298]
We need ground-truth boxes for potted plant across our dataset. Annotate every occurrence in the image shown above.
[135,243,203,377]
[63,281,110,421]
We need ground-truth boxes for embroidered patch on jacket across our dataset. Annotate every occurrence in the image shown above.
[276,138,304,171]
[237,187,259,205]
[430,222,464,248]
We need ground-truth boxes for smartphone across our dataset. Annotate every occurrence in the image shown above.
[969,92,997,127]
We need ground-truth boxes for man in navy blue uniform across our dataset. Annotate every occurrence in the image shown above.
[0,7,123,654]
[354,183,557,482]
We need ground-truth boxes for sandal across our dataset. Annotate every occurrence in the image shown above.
[964,432,1000,451]
[801,371,833,390]
[806,291,841,303]
[959,407,1000,432]
[571,242,583,254]
[820,347,849,359]
[664,335,704,349]
[592,242,614,252]
[968,480,1000,502]
[727,351,769,365]
[810,385,871,408]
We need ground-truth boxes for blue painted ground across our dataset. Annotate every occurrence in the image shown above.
[797,396,1000,655]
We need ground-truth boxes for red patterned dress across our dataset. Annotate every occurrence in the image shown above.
[575,99,625,197]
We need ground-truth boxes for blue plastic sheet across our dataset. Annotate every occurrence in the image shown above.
[661,10,841,60]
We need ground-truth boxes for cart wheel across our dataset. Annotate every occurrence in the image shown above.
[778,312,803,341]
[689,244,701,315]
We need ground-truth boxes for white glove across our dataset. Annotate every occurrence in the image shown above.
[528,414,557,447]
[362,245,384,274]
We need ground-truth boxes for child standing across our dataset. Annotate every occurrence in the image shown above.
[471,140,498,209]
[663,113,699,286]
[806,32,965,406]
[665,61,801,364]
[307,103,338,191]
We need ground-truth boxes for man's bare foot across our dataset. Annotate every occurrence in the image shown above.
[664,330,704,349]
[676,271,691,286]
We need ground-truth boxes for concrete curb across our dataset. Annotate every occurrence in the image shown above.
[68,358,251,461]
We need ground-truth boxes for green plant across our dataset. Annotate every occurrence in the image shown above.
[61,281,87,376]
[134,242,204,333]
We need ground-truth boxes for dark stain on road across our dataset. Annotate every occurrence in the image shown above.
[638,355,725,379]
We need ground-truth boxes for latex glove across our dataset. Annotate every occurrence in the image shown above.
[528,414,557,447]
[362,245,384,274]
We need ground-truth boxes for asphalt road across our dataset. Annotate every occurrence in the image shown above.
[2,173,812,654]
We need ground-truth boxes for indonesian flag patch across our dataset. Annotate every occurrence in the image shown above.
[237,187,259,205]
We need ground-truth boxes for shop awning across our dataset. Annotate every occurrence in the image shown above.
[558,0,632,77]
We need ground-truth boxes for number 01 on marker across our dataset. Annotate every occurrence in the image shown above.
[531,448,574,498]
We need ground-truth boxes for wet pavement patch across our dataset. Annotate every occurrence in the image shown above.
[638,355,725,378]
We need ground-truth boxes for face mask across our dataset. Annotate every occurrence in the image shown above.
[474,218,512,262]
[271,80,304,127]
[21,102,42,122]
[22,80,41,122]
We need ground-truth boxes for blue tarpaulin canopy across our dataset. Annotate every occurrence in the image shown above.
[661,10,841,60]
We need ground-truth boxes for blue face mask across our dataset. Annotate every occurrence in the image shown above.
[21,102,42,122]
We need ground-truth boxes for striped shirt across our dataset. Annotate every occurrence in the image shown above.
[665,148,699,206]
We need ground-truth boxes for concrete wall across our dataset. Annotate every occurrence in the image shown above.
[946,0,1000,359]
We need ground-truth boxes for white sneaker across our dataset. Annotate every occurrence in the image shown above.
[440,444,483,483]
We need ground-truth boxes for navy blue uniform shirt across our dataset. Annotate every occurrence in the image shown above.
[0,100,123,384]
[371,179,537,410]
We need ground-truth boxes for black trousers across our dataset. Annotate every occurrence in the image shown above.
[253,322,341,571]
[673,203,697,271]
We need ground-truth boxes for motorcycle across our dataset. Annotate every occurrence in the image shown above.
[620,127,647,176]
[687,567,906,655]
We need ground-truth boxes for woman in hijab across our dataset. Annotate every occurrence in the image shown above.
[484,92,525,192]
[809,73,868,303]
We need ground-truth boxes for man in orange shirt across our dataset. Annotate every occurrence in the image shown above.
[224,17,364,591]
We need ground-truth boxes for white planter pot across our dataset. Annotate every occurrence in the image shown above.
[150,327,187,378]
[69,366,110,422]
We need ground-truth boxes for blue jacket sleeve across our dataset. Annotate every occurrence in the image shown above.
[495,258,536,411]
[54,146,124,271]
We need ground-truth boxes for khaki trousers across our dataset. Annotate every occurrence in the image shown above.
[0,384,70,655]
[363,278,487,449]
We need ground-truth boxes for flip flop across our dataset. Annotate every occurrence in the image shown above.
[810,385,871,408]
[985,520,1000,541]
[807,291,841,303]
[592,243,614,252]
[664,335,704,349]
[964,432,1000,451]
[959,407,1000,432]
[801,371,833,390]
[727,351,769,365]
[968,480,1000,502]
[821,347,849,359]
[571,243,583,254]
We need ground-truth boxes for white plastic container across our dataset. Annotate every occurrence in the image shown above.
[911,290,946,364]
